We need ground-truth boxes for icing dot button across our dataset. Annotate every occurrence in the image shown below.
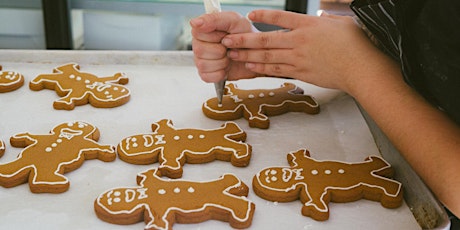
[311,170,318,175]
[338,169,345,174]
[158,189,166,195]
[174,136,180,141]
[187,135,193,140]
[324,170,332,175]
[174,187,181,193]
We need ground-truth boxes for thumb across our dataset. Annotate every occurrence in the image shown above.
[190,11,254,34]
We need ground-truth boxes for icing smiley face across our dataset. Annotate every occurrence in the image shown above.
[202,82,320,129]
[0,65,24,93]
[0,121,115,193]
[95,168,255,229]
[29,63,130,110]
[253,149,403,221]
[117,119,252,179]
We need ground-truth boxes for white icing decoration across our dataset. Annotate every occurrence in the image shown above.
[311,170,318,175]
[338,169,345,174]
[325,170,331,175]
[45,147,52,152]
[158,189,166,195]
[174,187,181,193]
[187,135,193,139]
[173,136,180,140]
[188,187,195,193]
[199,134,205,139]
[125,190,136,203]
[248,94,255,99]
[259,93,265,97]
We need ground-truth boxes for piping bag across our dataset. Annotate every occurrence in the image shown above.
[203,0,226,105]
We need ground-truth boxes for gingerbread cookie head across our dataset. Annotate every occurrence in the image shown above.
[202,83,320,129]
[95,168,256,230]
[0,65,24,93]
[117,119,251,178]
[0,121,115,193]
[253,149,403,221]
[29,63,130,110]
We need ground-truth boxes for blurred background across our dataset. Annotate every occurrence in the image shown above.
[0,0,352,50]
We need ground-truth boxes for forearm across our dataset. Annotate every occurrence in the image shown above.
[347,55,460,217]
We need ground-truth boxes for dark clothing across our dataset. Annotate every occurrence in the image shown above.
[350,0,460,125]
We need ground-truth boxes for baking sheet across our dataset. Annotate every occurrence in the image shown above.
[0,50,421,229]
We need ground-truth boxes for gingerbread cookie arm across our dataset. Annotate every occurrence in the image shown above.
[98,72,129,85]
[0,140,4,157]
[10,133,38,148]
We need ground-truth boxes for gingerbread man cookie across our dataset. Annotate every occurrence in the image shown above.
[30,63,130,110]
[253,149,403,221]
[202,82,320,129]
[95,168,255,230]
[0,121,116,193]
[0,65,24,93]
[0,140,5,158]
[117,119,251,178]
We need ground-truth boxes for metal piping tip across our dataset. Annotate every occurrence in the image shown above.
[214,80,226,105]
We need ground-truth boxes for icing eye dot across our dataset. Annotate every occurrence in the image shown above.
[45,147,52,152]
[69,74,75,79]
[199,134,205,139]
[259,93,265,97]
[132,143,138,148]
[174,187,181,193]
[248,94,255,99]
[269,92,275,96]
[105,91,110,95]
[113,198,121,203]
[188,187,195,193]
[187,135,193,139]
[325,170,331,175]
[311,170,318,175]
[174,136,180,141]
[270,170,277,175]
[271,176,278,182]
[67,122,74,127]
[338,169,345,174]
[85,80,90,84]
[113,87,119,91]
[114,191,121,196]
[158,189,166,195]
